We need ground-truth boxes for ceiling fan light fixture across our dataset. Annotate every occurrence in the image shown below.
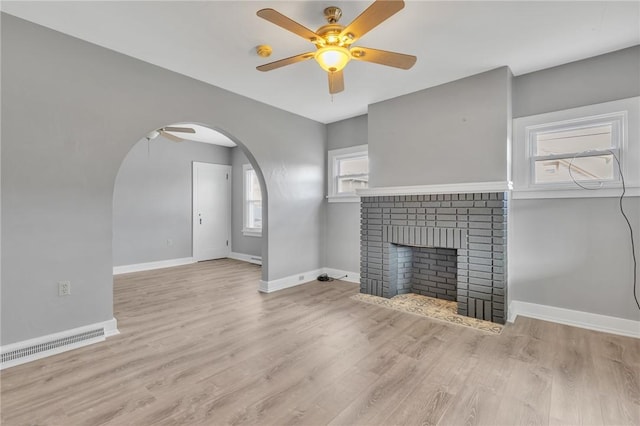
[314,46,351,73]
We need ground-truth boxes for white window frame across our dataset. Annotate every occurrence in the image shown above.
[513,97,639,199]
[527,113,623,187]
[327,144,369,203]
[242,164,262,237]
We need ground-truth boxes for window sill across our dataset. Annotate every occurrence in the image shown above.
[242,229,262,237]
[327,195,361,203]
[512,186,640,200]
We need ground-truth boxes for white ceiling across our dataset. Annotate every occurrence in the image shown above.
[3,1,639,124]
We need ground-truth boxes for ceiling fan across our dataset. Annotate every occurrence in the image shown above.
[146,126,196,143]
[256,0,417,94]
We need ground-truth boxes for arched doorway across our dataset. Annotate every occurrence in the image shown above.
[112,122,268,282]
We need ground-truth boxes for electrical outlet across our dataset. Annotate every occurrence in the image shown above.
[167,238,173,246]
[298,275,304,281]
[58,281,71,296]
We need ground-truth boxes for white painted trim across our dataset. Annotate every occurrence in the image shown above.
[327,195,361,203]
[508,300,640,338]
[243,163,263,236]
[323,268,361,284]
[113,257,196,275]
[103,318,120,337]
[1,318,119,370]
[228,252,262,265]
[512,186,640,199]
[259,268,325,293]
[259,267,360,293]
[328,144,369,157]
[328,144,369,199]
[356,181,512,197]
[259,280,270,293]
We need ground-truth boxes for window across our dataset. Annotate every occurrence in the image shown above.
[243,164,262,236]
[528,116,621,186]
[513,97,639,199]
[328,145,369,202]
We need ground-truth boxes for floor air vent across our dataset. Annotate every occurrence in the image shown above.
[1,328,104,366]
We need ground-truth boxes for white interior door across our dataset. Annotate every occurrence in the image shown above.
[193,162,231,261]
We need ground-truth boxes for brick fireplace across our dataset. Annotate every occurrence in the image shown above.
[360,192,508,324]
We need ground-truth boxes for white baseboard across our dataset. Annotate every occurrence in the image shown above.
[259,267,360,293]
[259,268,325,293]
[228,252,262,265]
[113,257,196,275]
[104,318,120,337]
[509,300,640,338]
[1,318,119,370]
[323,268,361,284]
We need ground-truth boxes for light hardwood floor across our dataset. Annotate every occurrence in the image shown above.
[1,259,638,425]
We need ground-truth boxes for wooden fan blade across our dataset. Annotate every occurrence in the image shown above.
[160,131,185,143]
[162,126,195,134]
[350,46,416,69]
[328,70,344,94]
[257,52,315,72]
[257,8,319,42]
[340,0,405,44]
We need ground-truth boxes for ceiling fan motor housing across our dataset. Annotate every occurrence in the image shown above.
[316,24,347,46]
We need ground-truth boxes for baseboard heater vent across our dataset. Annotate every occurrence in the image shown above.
[1,328,104,365]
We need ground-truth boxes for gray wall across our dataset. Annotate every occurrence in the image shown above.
[1,14,325,345]
[325,115,368,273]
[510,46,640,321]
[113,137,231,266]
[368,67,512,187]
[231,147,262,258]
[509,198,639,319]
[514,46,640,118]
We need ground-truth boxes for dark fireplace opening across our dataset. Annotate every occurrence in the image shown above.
[393,245,457,301]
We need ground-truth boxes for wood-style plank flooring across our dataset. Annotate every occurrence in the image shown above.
[1,259,638,425]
